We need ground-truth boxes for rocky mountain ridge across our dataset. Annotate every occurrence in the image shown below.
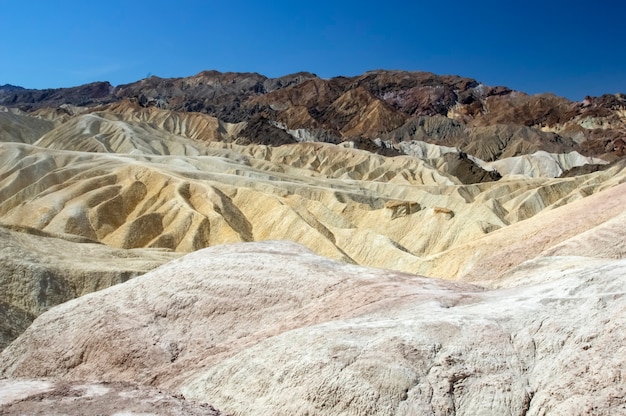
[2,70,624,162]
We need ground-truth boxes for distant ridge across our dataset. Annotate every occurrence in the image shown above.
[0,84,25,91]
[2,69,623,161]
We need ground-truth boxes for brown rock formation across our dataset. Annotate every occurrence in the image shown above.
[2,69,624,161]
[385,200,421,219]
[0,82,114,110]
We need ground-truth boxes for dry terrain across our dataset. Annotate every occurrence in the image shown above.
[0,70,625,415]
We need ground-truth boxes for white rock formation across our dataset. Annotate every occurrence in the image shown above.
[1,241,625,415]
[483,150,606,178]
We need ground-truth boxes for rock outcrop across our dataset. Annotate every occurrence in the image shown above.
[1,241,625,415]
[0,379,224,415]
[0,224,179,349]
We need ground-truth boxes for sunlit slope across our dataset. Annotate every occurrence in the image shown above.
[1,136,624,277]
[2,241,624,415]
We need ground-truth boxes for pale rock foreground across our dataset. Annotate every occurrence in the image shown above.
[0,379,223,415]
[1,241,625,415]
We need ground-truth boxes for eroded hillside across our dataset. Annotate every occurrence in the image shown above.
[1,70,625,415]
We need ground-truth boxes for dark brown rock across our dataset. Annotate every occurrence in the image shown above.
[0,82,114,110]
[441,152,502,184]
[351,137,403,156]
[237,114,297,146]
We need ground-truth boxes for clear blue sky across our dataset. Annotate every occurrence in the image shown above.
[2,0,624,100]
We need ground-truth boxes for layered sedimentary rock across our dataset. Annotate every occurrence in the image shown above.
[0,224,179,349]
[2,70,624,160]
[0,69,625,415]
[3,135,623,276]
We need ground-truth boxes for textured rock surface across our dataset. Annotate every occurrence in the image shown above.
[0,224,179,349]
[0,379,224,415]
[1,241,625,415]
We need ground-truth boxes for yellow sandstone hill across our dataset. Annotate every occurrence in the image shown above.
[1,103,624,276]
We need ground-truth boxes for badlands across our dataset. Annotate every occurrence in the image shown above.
[0,70,625,415]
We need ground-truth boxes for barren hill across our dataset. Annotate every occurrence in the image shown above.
[0,69,625,415]
[2,241,625,415]
[2,70,624,160]
[0,224,179,349]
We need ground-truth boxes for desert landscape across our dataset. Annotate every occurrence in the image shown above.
[0,70,625,415]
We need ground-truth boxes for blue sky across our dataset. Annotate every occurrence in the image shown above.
[2,0,624,100]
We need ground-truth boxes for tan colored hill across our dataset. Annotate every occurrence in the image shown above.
[1,241,624,415]
[413,172,626,281]
[0,223,179,349]
[3,137,623,277]
[0,111,55,144]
